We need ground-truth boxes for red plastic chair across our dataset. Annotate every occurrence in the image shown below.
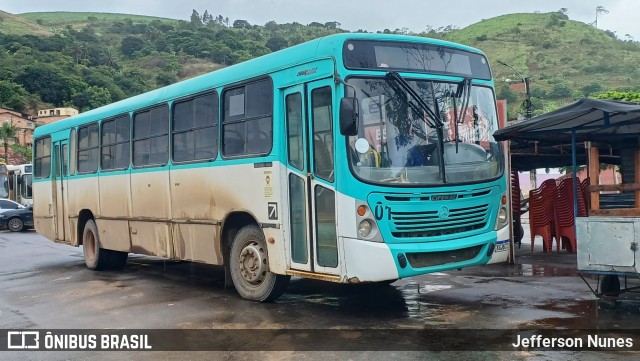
[554,178,583,253]
[511,171,524,246]
[580,177,590,214]
[511,171,521,218]
[528,179,557,253]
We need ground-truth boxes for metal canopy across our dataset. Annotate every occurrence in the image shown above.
[494,98,640,143]
[494,98,640,169]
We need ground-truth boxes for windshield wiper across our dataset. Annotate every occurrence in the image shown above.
[386,71,446,183]
[452,77,472,153]
[386,72,443,128]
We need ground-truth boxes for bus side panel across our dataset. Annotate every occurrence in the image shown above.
[189,163,286,274]
[33,181,55,241]
[129,221,172,257]
[130,170,171,219]
[170,167,219,220]
[99,173,131,218]
[95,219,131,253]
[171,223,222,264]
[170,166,222,264]
[130,170,171,256]
[96,173,132,252]
[67,177,100,244]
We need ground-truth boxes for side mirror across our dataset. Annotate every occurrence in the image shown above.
[339,97,359,136]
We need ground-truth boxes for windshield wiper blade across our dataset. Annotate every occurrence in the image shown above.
[386,72,443,128]
[452,77,473,152]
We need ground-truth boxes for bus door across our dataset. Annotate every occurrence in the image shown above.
[284,79,340,275]
[52,141,69,242]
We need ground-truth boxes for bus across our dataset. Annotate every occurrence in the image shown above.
[33,33,509,302]
[0,162,9,200]
[7,164,33,205]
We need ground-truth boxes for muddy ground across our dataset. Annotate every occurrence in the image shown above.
[0,230,638,360]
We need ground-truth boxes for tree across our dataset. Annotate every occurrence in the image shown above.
[190,10,203,27]
[0,81,29,111]
[233,19,251,29]
[120,36,144,58]
[0,122,18,162]
[15,64,86,106]
[71,86,111,111]
[594,6,609,28]
[265,36,288,52]
[202,10,211,24]
[101,47,119,68]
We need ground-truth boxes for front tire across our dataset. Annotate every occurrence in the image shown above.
[7,217,24,232]
[229,225,290,302]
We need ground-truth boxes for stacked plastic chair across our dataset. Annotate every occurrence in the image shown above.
[528,179,557,253]
[580,177,590,214]
[554,177,585,253]
[511,171,522,246]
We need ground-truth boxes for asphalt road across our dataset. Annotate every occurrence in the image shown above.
[0,230,639,360]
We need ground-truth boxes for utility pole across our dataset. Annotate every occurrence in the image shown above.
[498,61,535,189]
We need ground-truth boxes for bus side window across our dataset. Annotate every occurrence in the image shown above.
[172,92,218,163]
[77,123,99,173]
[34,137,52,179]
[222,78,273,157]
[69,128,76,175]
[133,105,169,167]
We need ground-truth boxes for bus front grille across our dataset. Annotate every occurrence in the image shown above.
[405,245,483,268]
[389,204,490,238]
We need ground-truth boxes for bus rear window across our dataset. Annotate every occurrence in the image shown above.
[343,40,491,80]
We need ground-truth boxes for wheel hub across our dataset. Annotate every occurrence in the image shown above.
[238,242,267,284]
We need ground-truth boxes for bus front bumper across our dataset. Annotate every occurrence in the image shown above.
[342,225,510,282]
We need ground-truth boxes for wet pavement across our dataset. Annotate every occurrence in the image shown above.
[0,230,639,360]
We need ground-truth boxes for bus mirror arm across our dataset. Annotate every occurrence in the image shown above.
[339,97,359,136]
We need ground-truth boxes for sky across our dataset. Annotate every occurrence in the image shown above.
[1,0,640,40]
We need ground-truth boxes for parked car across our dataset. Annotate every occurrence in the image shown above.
[0,205,33,232]
[0,198,27,212]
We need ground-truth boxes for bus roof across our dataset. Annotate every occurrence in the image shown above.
[34,33,485,137]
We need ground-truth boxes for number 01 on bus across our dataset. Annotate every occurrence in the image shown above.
[33,33,509,302]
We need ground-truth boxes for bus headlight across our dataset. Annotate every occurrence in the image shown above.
[358,219,373,237]
[494,192,509,230]
[355,202,383,242]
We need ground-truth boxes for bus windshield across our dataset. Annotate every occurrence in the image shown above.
[0,174,8,198]
[347,77,502,185]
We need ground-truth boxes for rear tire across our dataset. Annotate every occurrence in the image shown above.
[82,219,128,271]
[229,225,290,302]
[7,217,24,232]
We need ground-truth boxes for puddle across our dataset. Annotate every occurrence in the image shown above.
[515,264,578,277]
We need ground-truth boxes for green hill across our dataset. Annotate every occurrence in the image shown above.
[444,12,640,117]
[0,10,53,36]
[1,10,640,119]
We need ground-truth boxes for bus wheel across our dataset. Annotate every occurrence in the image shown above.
[229,225,290,302]
[600,275,620,297]
[82,219,110,271]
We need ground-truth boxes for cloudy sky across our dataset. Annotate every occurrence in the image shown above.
[1,0,640,40]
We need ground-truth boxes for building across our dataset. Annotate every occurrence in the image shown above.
[35,107,78,125]
[0,107,36,147]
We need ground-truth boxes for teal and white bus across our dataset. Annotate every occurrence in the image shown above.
[33,33,509,302]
